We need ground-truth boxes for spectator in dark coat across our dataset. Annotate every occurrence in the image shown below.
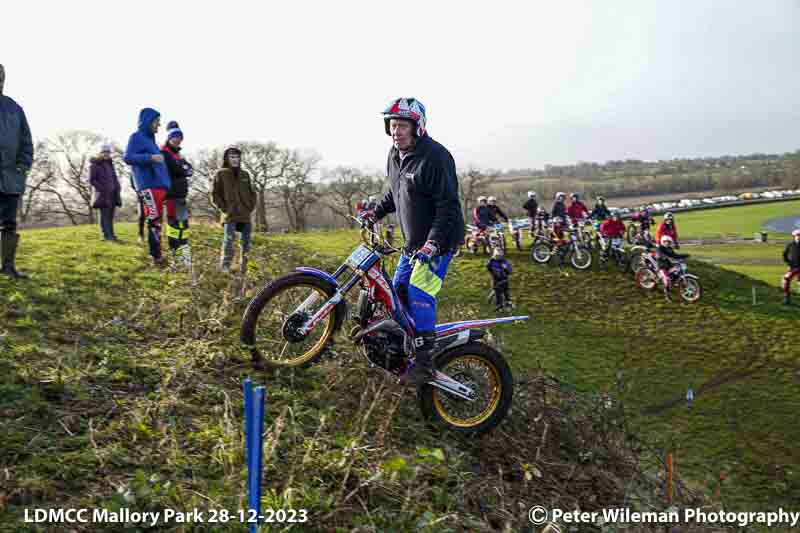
[161,121,194,270]
[0,64,34,280]
[783,229,800,305]
[89,144,122,241]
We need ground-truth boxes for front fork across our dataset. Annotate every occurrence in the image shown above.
[296,265,357,336]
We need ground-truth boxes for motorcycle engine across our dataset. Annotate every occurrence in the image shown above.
[363,330,406,373]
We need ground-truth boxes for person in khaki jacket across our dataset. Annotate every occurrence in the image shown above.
[211,146,256,273]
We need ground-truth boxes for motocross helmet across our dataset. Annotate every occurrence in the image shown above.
[488,196,497,205]
[664,212,674,221]
[555,192,565,200]
[527,191,536,199]
[660,235,674,246]
[477,196,487,204]
[382,97,427,137]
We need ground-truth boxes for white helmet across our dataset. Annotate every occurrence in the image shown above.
[556,192,565,200]
[664,212,674,220]
[527,191,536,199]
[660,235,674,246]
[368,195,377,203]
[477,196,487,204]
[793,229,800,237]
[488,196,497,205]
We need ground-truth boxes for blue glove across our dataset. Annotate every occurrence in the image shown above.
[412,240,439,264]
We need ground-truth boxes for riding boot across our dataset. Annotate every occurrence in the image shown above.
[402,332,437,387]
[785,293,791,306]
[1,233,28,280]
[663,284,672,302]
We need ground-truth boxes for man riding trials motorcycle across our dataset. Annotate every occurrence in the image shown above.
[487,196,509,224]
[590,196,611,221]
[656,235,690,302]
[551,192,568,220]
[359,97,466,385]
[473,196,490,230]
[599,212,626,261]
[656,212,680,248]
[566,193,589,224]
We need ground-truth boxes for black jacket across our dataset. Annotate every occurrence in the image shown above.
[784,241,800,269]
[591,204,611,220]
[523,198,538,217]
[161,144,193,199]
[375,135,465,254]
[551,201,567,220]
[656,245,689,269]
[487,204,508,223]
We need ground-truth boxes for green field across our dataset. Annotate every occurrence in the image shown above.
[3,199,800,532]
[654,199,800,239]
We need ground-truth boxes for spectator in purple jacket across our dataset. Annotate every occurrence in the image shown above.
[89,144,122,241]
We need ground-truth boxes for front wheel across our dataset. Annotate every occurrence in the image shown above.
[636,268,657,290]
[679,275,702,303]
[531,242,552,264]
[418,342,513,434]
[626,225,637,244]
[240,273,344,367]
[570,245,593,270]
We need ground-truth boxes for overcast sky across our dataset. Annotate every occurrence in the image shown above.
[3,1,799,172]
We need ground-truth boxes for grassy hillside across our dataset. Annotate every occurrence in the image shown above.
[3,224,727,533]
[275,227,800,512]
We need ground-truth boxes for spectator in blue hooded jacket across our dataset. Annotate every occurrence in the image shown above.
[124,108,171,266]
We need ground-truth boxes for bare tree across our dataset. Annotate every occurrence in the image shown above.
[238,141,293,232]
[19,141,58,225]
[322,166,382,227]
[44,131,105,225]
[458,167,494,220]
[273,150,321,232]
[189,147,225,220]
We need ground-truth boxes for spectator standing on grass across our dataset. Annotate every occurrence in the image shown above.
[590,196,611,220]
[161,121,194,271]
[0,64,34,280]
[211,146,256,273]
[89,144,122,242]
[124,107,171,267]
[551,192,567,220]
[782,229,800,305]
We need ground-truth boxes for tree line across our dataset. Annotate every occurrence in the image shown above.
[17,131,800,231]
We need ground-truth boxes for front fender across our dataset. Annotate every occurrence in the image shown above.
[295,267,339,289]
[294,267,349,324]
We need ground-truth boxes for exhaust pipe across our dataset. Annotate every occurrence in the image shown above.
[351,319,405,342]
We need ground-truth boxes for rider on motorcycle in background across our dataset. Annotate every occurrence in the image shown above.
[632,207,655,234]
[551,192,568,220]
[567,193,589,224]
[473,196,490,230]
[656,235,689,301]
[599,212,626,260]
[656,212,680,248]
[359,97,465,385]
[549,215,570,267]
[523,191,538,224]
[590,196,611,220]
[487,196,509,224]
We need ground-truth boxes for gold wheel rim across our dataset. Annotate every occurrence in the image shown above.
[256,285,335,366]
[433,355,502,428]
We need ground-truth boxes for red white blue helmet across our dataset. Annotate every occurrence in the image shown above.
[382,97,427,137]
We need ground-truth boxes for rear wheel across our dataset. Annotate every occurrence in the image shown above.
[636,268,657,290]
[679,276,702,303]
[240,273,342,367]
[531,242,552,264]
[418,342,513,434]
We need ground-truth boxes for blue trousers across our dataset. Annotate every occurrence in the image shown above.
[392,253,454,333]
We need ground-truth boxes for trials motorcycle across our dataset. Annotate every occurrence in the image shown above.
[240,220,528,434]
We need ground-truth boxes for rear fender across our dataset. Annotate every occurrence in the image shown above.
[435,316,529,338]
[294,267,349,329]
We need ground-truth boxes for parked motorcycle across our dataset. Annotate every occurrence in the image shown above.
[241,219,527,434]
[530,227,592,270]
